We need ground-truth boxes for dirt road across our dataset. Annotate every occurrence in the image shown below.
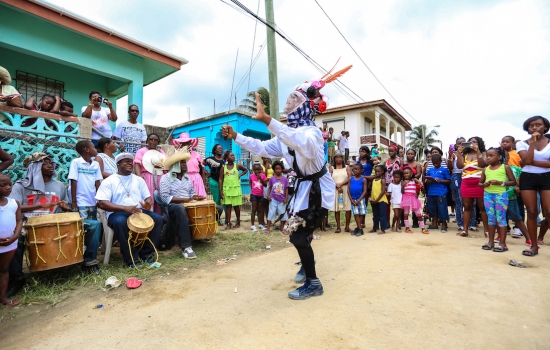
[1,228,549,349]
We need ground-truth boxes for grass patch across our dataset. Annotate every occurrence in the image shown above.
[13,230,275,307]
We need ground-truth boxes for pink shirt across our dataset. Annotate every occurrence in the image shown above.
[250,173,267,196]
[186,151,203,174]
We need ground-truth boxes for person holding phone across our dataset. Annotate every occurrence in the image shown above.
[81,91,118,143]
[456,136,488,237]
[0,66,23,108]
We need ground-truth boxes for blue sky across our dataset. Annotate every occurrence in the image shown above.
[46,0,550,148]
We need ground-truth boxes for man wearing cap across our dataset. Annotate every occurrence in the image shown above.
[96,153,162,267]
[7,153,102,297]
[0,66,23,108]
[158,149,206,259]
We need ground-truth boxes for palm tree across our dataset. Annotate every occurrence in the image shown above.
[239,87,270,115]
[406,125,441,161]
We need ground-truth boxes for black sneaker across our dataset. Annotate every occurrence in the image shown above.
[352,228,359,235]
[355,229,364,236]
[6,279,25,298]
[82,264,102,275]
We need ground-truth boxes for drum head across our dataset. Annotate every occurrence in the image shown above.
[184,200,216,208]
[127,213,154,233]
[24,212,82,227]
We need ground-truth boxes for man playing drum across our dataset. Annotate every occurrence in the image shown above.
[158,149,206,259]
[96,153,162,267]
[7,153,102,297]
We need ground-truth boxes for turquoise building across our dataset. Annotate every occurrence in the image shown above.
[169,109,272,194]
[0,0,187,181]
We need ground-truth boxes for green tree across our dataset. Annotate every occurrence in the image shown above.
[406,125,441,160]
[239,87,270,115]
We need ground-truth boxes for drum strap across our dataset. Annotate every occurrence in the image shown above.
[28,226,47,265]
[127,231,159,270]
[55,222,68,262]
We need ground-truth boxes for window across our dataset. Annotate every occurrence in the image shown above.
[195,136,206,157]
[15,70,65,103]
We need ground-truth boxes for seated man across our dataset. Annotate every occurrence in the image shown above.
[158,149,206,259]
[7,152,101,296]
[95,153,162,267]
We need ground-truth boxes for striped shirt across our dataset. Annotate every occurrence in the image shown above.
[159,173,195,204]
[403,182,417,196]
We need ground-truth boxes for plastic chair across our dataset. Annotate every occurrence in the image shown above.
[98,208,114,265]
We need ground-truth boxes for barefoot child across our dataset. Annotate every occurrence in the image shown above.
[266,161,289,234]
[367,165,388,234]
[0,174,22,307]
[387,170,403,232]
[348,163,368,236]
[401,167,427,233]
[249,163,267,232]
[480,147,517,252]
[219,151,248,229]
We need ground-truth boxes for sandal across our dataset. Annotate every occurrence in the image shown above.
[225,222,233,230]
[2,299,19,307]
[481,243,493,250]
[405,228,413,234]
[264,230,271,235]
[537,240,544,245]
[522,249,538,257]
[344,227,351,233]
[421,228,429,234]
[492,246,508,252]
[335,228,341,233]
[233,222,241,229]
[456,231,468,237]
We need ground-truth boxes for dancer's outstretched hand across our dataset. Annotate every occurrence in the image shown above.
[221,125,237,140]
[252,92,272,125]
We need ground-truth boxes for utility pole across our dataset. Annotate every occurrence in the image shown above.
[265,0,280,120]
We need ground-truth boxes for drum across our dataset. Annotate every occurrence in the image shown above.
[184,200,218,239]
[24,213,84,272]
[127,213,154,249]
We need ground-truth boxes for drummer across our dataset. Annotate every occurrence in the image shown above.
[158,149,206,259]
[7,153,102,297]
[96,153,162,267]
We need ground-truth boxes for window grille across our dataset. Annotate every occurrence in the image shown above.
[15,70,65,103]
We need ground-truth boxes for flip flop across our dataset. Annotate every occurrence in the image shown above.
[2,300,19,307]
[492,246,508,252]
[344,228,351,233]
[537,240,544,245]
[405,228,413,234]
[481,243,493,250]
[335,228,341,233]
[457,231,468,237]
[522,249,538,257]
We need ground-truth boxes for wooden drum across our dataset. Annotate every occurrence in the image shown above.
[127,213,154,249]
[24,213,84,272]
[183,200,218,240]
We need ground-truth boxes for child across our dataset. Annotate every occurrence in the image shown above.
[249,163,267,231]
[387,170,403,232]
[58,101,74,116]
[368,165,388,234]
[371,156,380,175]
[327,127,336,163]
[262,157,273,223]
[349,163,367,236]
[480,147,517,252]
[24,93,60,113]
[401,167,427,233]
[219,151,248,229]
[266,161,289,234]
[425,154,451,232]
[371,144,379,159]
[0,174,22,307]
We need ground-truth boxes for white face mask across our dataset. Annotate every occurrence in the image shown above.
[283,91,306,115]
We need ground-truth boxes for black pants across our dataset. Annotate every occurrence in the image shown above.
[290,225,317,279]
[344,148,349,162]
[168,204,192,249]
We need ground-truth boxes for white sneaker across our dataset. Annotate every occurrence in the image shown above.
[251,225,257,231]
[183,247,197,259]
[512,227,523,238]
[258,224,266,230]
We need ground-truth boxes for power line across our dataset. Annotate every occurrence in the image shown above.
[313,0,421,125]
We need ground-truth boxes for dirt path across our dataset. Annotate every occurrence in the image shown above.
[1,226,549,349]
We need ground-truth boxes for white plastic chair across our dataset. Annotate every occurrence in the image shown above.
[98,208,114,265]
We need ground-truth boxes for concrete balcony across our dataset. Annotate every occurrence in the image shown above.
[360,134,401,149]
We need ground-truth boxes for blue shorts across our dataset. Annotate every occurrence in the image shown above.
[250,195,264,202]
[351,198,367,215]
[268,200,288,221]
[506,198,522,222]
[427,195,449,221]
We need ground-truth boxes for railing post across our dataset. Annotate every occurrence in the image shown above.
[79,118,92,139]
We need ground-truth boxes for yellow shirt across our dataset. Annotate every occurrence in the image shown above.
[261,165,274,179]
[371,178,388,203]
[0,84,19,106]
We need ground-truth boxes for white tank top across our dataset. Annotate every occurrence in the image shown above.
[0,198,18,253]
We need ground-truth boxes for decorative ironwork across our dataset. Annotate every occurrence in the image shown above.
[15,71,65,103]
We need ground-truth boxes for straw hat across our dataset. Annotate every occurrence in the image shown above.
[0,66,11,85]
[163,147,191,171]
[141,149,166,174]
[172,132,198,148]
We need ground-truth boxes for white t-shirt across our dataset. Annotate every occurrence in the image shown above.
[80,106,112,139]
[95,174,151,218]
[113,120,147,154]
[338,135,348,151]
[387,182,403,205]
[68,157,103,207]
[516,140,550,174]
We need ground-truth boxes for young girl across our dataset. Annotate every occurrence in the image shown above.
[330,151,351,233]
[348,163,368,236]
[266,161,289,234]
[387,170,403,232]
[401,167,427,233]
[0,174,22,307]
[219,151,248,229]
[262,157,273,223]
[249,163,267,232]
[367,165,388,234]
[480,147,517,252]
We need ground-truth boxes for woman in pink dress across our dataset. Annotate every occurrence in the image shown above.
[134,133,166,214]
[172,133,207,197]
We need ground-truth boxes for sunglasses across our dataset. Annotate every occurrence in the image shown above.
[148,138,160,142]
[129,110,139,113]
